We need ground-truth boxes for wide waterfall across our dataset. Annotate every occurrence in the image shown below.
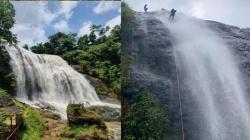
[158,12,250,139]
[5,45,105,119]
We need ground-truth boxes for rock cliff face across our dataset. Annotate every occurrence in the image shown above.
[0,42,16,93]
[123,12,182,138]
[205,20,250,94]
[123,11,250,140]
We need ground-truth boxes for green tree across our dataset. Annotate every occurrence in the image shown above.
[122,90,170,140]
[31,32,77,55]
[48,32,77,55]
[43,42,55,54]
[23,44,29,50]
[77,35,89,50]
[110,25,121,42]
[31,43,45,54]
[0,0,16,44]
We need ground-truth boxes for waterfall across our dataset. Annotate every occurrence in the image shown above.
[158,12,250,139]
[5,45,104,119]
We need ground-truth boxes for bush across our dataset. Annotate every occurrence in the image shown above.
[0,88,6,96]
[111,80,121,95]
[122,89,170,140]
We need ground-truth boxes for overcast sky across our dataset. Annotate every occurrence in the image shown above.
[11,1,121,47]
[124,0,250,28]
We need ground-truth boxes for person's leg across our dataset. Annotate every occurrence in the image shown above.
[169,14,173,21]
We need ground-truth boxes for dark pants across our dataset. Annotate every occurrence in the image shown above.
[169,14,175,21]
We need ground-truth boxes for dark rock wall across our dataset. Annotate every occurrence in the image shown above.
[123,11,250,140]
[0,44,16,93]
[123,12,183,139]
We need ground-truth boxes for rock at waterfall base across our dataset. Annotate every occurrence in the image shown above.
[86,105,121,122]
[67,104,106,129]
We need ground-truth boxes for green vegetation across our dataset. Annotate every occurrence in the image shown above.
[0,88,6,96]
[20,108,45,140]
[0,0,16,94]
[122,90,170,140]
[62,125,108,140]
[31,25,121,98]
[0,0,17,44]
[67,104,105,128]
[65,104,108,139]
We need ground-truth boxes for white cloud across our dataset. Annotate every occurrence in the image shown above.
[12,1,56,26]
[11,1,79,47]
[78,21,92,37]
[93,1,120,14]
[105,15,121,35]
[53,20,70,32]
[11,24,47,47]
[57,1,78,20]
[52,1,78,34]
[123,0,250,28]
[11,1,56,46]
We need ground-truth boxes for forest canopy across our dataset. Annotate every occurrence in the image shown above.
[30,24,121,97]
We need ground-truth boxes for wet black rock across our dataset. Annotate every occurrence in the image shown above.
[123,11,250,140]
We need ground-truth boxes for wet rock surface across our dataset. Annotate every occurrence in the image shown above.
[124,11,250,140]
[123,12,181,138]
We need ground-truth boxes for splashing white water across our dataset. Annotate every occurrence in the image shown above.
[157,12,250,139]
[5,45,119,119]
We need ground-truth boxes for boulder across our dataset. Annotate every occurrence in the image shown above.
[67,104,106,129]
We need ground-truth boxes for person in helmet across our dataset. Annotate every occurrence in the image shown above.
[169,8,177,21]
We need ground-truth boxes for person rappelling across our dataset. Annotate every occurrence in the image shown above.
[169,8,177,21]
[144,4,148,13]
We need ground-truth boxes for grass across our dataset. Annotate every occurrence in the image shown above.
[21,108,45,140]
[0,88,7,96]
[63,124,108,139]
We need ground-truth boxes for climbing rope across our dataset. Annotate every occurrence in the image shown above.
[174,48,185,140]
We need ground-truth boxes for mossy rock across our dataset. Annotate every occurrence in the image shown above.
[67,104,106,129]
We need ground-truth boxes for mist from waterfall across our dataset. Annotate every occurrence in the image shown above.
[157,12,250,139]
[5,45,106,119]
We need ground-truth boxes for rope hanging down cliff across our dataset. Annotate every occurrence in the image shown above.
[174,48,185,140]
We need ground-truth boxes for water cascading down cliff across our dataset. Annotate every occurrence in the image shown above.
[5,45,103,119]
[124,10,250,140]
[157,12,250,139]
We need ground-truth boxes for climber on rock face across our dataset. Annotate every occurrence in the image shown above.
[144,4,148,13]
[169,8,177,21]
